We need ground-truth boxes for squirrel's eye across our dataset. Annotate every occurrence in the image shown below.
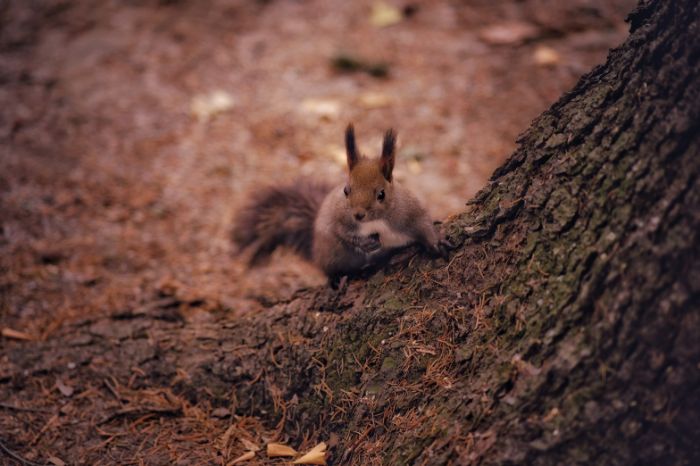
[343,186,350,197]
[377,189,385,202]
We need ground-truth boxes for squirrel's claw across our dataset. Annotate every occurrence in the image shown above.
[430,234,456,259]
[329,274,349,290]
[438,237,456,258]
[356,233,381,254]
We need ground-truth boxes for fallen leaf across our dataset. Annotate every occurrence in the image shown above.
[240,437,260,452]
[267,442,298,457]
[300,98,340,120]
[331,54,390,78]
[211,407,230,418]
[228,450,255,465]
[331,54,365,72]
[191,90,235,121]
[2,327,35,341]
[293,442,327,465]
[219,424,236,449]
[542,407,560,422]
[328,144,346,166]
[407,159,422,174]
[48,457,66,466]
[55,379,74,397]
[370,2,402,28]
[358,92,393,109]
[307,442,327,454]
[478,22,540,46]
[511,354,541,377]
[533,46,560,66]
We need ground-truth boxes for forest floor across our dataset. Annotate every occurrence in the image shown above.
[1,0,633,464]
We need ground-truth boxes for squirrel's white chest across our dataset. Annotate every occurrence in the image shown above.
[359,220,413,249]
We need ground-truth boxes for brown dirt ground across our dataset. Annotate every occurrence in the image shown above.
[1,0,634,464]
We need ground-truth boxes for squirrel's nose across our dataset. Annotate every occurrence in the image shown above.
[354,212,365,221]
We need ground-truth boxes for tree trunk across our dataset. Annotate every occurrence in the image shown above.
[4,0,699,464]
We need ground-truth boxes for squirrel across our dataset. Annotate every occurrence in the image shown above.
[232,124,452,287]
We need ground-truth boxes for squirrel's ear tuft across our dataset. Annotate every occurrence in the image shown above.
[345,123,359,171]
[381,129,396,181]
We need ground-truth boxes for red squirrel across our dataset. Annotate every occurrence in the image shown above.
[232,124,451,287]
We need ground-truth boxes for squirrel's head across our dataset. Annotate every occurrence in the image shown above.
[343,123,396,222]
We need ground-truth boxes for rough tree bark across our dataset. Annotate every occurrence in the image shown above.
[4,0,699,464]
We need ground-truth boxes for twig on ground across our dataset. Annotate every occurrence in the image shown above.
[0,438,50,466]
[0,403,52,414]
[97,406,181,426]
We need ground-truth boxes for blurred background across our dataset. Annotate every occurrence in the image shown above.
[1,0,634,330]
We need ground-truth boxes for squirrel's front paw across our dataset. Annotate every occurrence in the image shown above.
[429,235,456,259]
[359,233,381,253]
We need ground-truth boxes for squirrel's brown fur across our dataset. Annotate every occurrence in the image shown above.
[232,180,332,265]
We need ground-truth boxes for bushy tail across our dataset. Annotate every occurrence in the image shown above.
[232,180,333,265]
